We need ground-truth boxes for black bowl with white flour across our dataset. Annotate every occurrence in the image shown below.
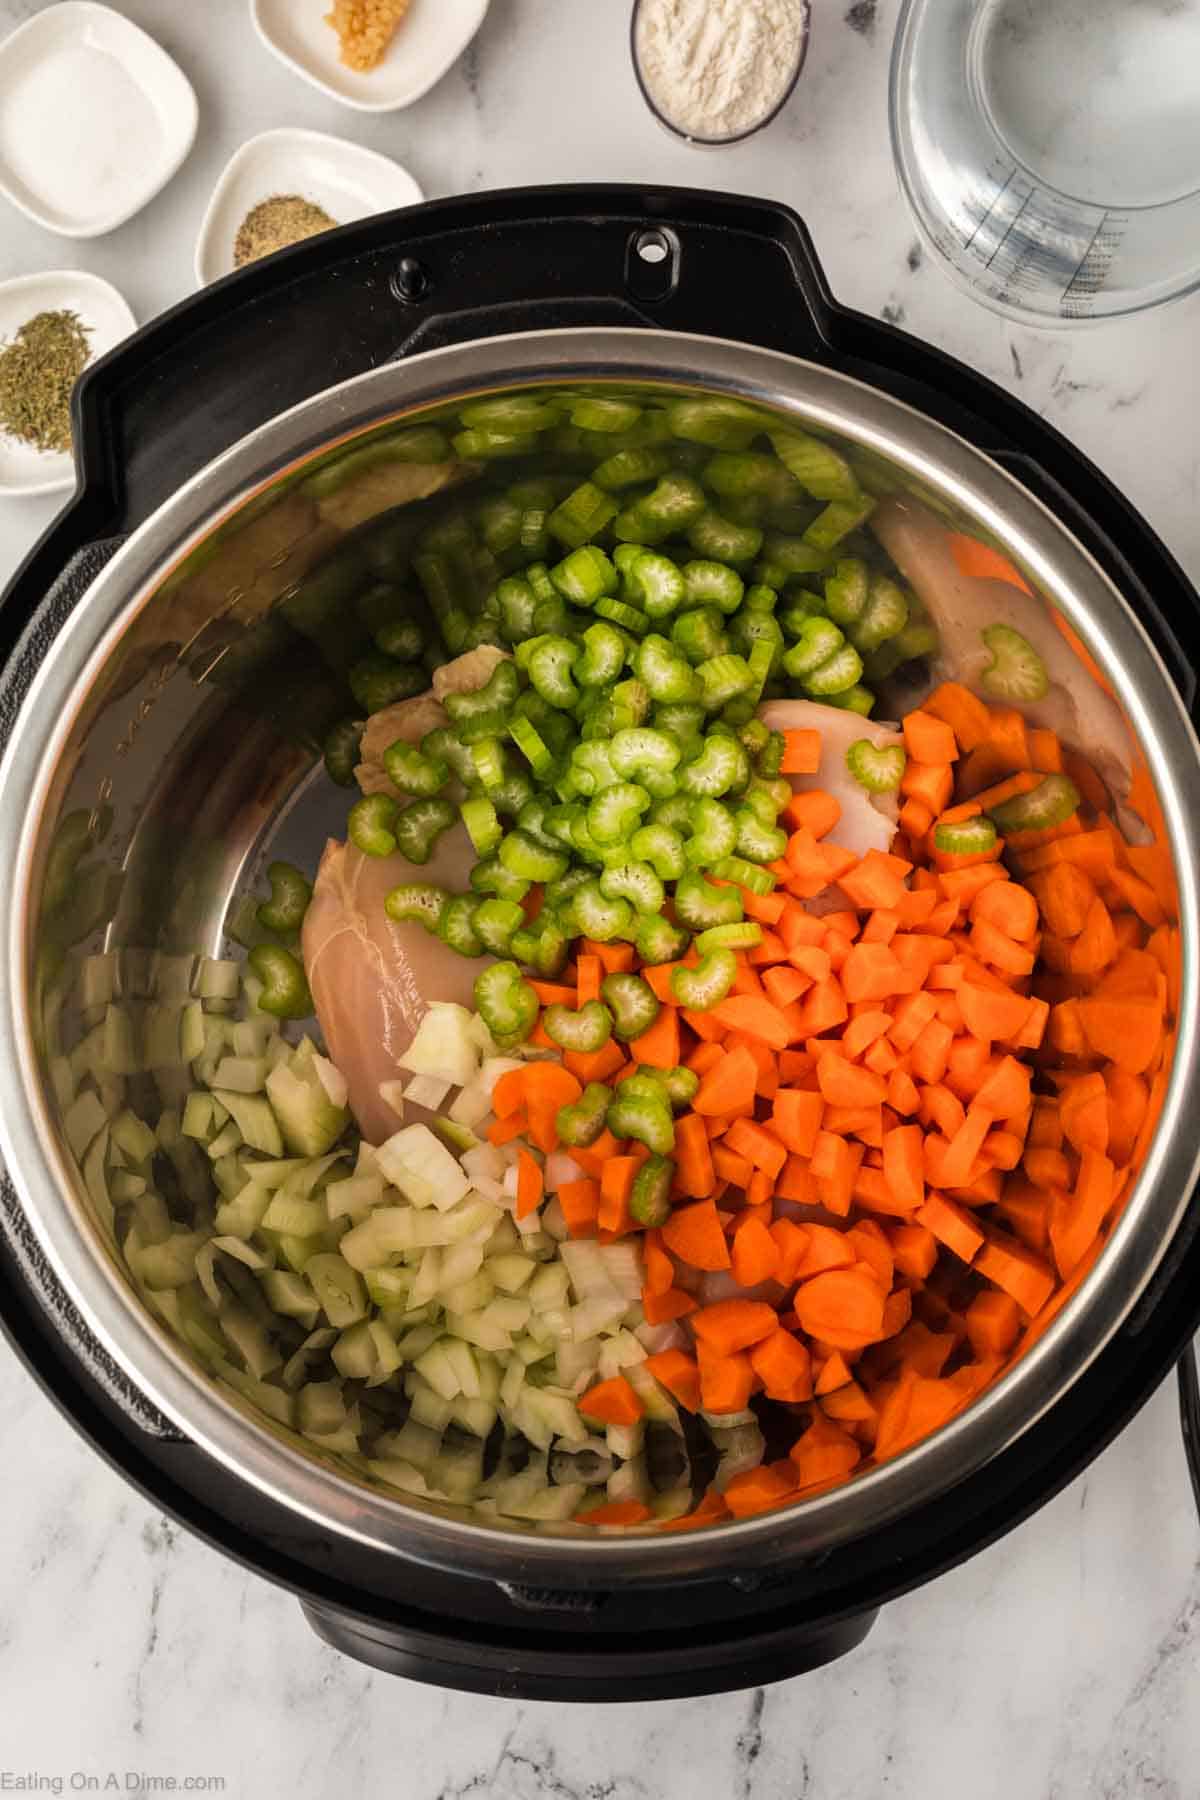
[632,0,811,144]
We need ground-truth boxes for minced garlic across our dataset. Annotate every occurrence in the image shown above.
[325,0,411,73]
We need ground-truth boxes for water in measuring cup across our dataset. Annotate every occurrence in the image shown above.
[972,0,1200,211]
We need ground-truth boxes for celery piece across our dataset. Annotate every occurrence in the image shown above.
[846,740,907,794]
[980,623,1050,703]
[933,817,999,855]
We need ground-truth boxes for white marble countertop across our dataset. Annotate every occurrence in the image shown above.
[0,1,1198,1794]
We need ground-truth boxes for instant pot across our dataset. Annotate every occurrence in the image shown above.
[1,188,1199,1701]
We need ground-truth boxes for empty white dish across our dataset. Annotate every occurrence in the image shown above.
[0,270,135,498]
[0,2,197,238]
[251,0,489,112]
[195,128,424,286]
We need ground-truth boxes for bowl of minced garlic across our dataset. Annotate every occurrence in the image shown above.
[326,0,411,71]
[253,0,488,110]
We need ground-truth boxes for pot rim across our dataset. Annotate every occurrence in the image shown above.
[1,325,1196,1585]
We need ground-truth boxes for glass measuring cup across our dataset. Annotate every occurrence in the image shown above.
[890,0,1200,322]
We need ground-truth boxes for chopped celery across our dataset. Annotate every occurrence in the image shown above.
[980,622,1050,703]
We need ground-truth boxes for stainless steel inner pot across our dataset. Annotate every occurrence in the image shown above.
[1,328,1196,1585]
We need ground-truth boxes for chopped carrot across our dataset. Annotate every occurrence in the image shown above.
[789,1410,862,1488]
[661,1199,731,1271]
[692,1298,780,1355]
[841,941,908,1004]
[580,938,636,973]
[642,1286,698,1324]
[598,1156,638,1233]
[965,1290,1021,1357]
[579,1375,644,1427]
[742,888,788,925]
[1050,1149,1115,1278]
[769,1217,811,1283]
[692,1043,758,1117]
[922,684,992,748]
[776,1155,817,1203]
[887,1221,938,1281]
[779,728,822,774]
[781,789,842,839]
[645,1348,701,1411]
[816,1054,887,1109]
[814,1350,853,1396]
[887,1066,921,1118]
[557,1176,600,1239]
[839,851,910,912]
[732,1214,782,1287]
[794,1266,886,1350]
[948,532,1034,595]
[564,1039,627,1085]
[974,1053,1032,1121]
[696,1341,755,1413]
[882,1122,925,1211]
[810,1130,865,1216]
[718,1118,783,1181]
[515,1147,544,1220]
[576,1499,653,1526]
[710,994,794,1049]
[748,929,788,967]
[722,1464,796,1518]
[957,982,1033,1042]
[576,953,603,1006]
[528,981,577,1008]
[762,964,811,1008]
[792,1224,855,1280]
[770,1088,825,1157]
[901,759,955,815]
[674,1111,716,1200]
[974,1230,1056,1315]
[749,1329,813,1403]
[875,1369,966,1461]
[659,1486,731,1531]
[1076,995,1163,1074]
[629,1004,681,1069]
[487,1111,528,1148]
[903,708,959,764]
[1059,1072,1109,1155]
[916,1191,984,1264]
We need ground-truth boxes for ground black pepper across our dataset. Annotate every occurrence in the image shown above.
[233,195,339,268]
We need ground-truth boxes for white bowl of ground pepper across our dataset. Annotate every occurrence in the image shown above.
[0,269,134,499]
[195,127,424,287]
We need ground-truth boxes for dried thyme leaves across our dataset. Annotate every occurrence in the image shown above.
[0,309,92,455]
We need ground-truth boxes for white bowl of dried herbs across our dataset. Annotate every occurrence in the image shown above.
[0,269,135,499]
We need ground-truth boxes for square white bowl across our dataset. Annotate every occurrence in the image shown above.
[0,2,197,239]
[0,269,135,498]
[196,128,424,286]
[251,0,489,112]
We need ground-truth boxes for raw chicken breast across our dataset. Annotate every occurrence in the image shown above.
[301,826,488,1144]
[871,496,1145,835]
[354,648,511,794]
[759,698,904,858]
[355,692,448,794]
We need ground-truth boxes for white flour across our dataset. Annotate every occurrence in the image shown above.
[634,0,808,140]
